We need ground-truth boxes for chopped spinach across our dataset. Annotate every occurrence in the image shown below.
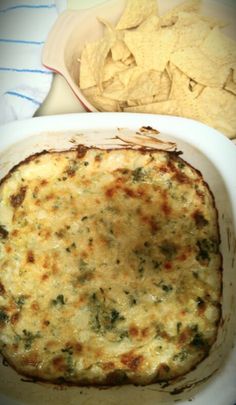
[22,329,41,350]
[161,284,173,293]
[15,295,27,309]
[196,238,219,264]
[89,292,125,334]
[0,225,8,239]
[51,294,65,306]
[190,333,209,350]
[0,309,9,323]
[159,241,178,260]
[132,167,145,182]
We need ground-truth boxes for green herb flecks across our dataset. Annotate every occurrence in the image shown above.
[15,295,27,309]
[61,346,75,376]
[159,241,178,260]
[173,349,188,362]
[196,238,219,264]
[89,292,125,334]
[190,332,209,351]
[22,329,41,350]
[132,167,146,182]
[0,309,9,324]
[0,225,8,239]
[51,294,65,306]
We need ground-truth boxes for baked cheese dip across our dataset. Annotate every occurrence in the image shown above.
[0,146,222,385]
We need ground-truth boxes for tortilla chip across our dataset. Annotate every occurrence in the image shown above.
[83,85,101,97]
[87,94,120,112]
[124,99,180,115]
[129,70,161,99]
[168,64,203,101]
[174,20,211,50]
[233,65,236,83]
[116,0,158,30]
[136,96,155,105]
[173,11,226,29]
[137,15,160,32]
[79,43,97,89]
[103,69,161,101]
[98,23,131,62]
[117,66,144,86]
[80,37,114,90]
[123,54,136,66]
[111,39,131,62]
[170,47,230,87]
[153,70,172,102]
[124,28,176,71]
[200,26,236,65]
[224,69,236,95]
[102,78,127,101]
[160,0,201,27]
[190,87,236,137]
[103,57,128,81]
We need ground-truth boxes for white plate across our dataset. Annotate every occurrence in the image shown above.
[0,113,236,405]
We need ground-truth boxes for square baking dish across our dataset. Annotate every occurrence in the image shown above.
[0,113,235,405]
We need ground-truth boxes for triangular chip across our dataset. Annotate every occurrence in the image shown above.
[124,99,180,115]
[124,28,176,71]
[170,47,230,87]
[79,43,96,89]
[160,0,201,27]
[153,70,172,102]
[186,87,236,137]
[224,69,236,96]
[103,57,128,82]
[86,94,120,112]
[200,26,236,65]
[173,20,211,50]
[116,0,158,30]
[103,69,161,101]
[84,37,114,90]
[137,15,160,32]
[168,63,203,101]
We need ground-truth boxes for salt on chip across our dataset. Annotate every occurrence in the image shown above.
[116,0,158,30]
[160,0,201,27]
[200,26,236,65]
[124,28,176,71]
[124,100,180,115]
[170,47,230,87]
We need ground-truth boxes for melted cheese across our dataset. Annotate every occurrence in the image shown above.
[0,147,221,385]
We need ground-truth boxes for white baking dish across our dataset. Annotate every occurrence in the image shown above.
[0,113,236,405]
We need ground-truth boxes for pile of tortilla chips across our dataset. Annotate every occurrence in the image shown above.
[79,0,236,138]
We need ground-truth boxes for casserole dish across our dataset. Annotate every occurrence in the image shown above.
[0,113,236,404]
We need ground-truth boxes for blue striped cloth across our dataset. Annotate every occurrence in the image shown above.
[0,0,65,125]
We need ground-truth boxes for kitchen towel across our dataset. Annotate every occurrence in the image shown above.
[0,0,66,125]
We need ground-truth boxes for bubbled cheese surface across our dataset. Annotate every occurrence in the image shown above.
[0,147,221,385]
